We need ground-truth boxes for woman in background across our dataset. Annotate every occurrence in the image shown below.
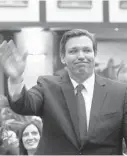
[19,118,42,155]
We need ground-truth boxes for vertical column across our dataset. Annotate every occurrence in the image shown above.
[14,28,55,89]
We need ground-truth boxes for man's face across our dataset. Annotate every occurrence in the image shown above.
[22,124,40,151]
[61,36,96,78]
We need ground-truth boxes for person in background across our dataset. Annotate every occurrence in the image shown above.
[0,129,9,155]
[117,63,127,83]
[18,119,42,155]
[0,29,127,155]
[1,127,19,155]
[100,58,123,80]
[0,95,33,124]
[123,139,127,155]
[0,95,9,108]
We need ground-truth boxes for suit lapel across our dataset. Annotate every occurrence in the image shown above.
[57,69,80,148]
[88,75,107,137]
[56,70,107,148]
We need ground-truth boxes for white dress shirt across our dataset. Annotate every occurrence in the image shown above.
[70,74,95,131]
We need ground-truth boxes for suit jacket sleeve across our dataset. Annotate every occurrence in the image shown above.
[9,76,44,116]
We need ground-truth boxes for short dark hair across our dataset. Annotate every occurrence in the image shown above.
[60,29,97,57]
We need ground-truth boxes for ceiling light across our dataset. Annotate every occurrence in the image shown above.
[21,27,43,32]
[114,28,119,31]
[119,0,127,9]
[57,0,92,9]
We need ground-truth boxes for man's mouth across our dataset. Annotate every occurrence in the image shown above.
[75,62,89,65]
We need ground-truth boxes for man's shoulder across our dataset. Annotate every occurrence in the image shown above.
[96,74,127,89]
[37,75,60,84]
[37,68,67,84]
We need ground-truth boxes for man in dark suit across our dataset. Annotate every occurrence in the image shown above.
[0,29,127,155]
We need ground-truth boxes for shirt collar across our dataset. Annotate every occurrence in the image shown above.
[70,73,95,92]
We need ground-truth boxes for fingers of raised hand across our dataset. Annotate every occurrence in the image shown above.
[0,40,13,64]
[0,40,27,68]
[8,40,27,62]
[0,40,8,56]
[7,40,17,54]
[1,40,19,63]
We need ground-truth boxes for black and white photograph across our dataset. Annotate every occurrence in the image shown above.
[0,0,126,155]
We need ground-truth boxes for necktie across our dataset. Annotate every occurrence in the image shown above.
[76,84,87,146]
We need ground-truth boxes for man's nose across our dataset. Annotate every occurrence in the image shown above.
[78,51,85,59]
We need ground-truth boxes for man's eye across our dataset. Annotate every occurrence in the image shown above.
[83,48,91,53]
[69,49,78,54]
